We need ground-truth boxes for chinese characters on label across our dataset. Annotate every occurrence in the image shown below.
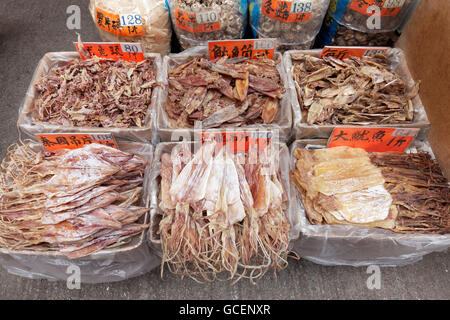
[262,0,313,22]
[349,0,405,16]
[327,127,419,152]
[175,8,220,33]
[95,7,144,36]
[320,46,388,60]
[36,133,118,152]
[208,39,275,60]
[199,131,272,153]
[74,42,145,63]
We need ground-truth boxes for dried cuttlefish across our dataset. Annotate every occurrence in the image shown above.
[158,141,291,284]
[165,55,284,128]
[0,142,149,258]
[290,147,449,233]
[33,57,156,128]
[291,53,419,125]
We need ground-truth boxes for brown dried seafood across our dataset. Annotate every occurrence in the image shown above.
[290,147,449,233]
[158,141,291,283]
[166,55,285,128]
[331,24,399,47]
[0,142,149,258]
[291,52,419,125]
[33,57,156,128]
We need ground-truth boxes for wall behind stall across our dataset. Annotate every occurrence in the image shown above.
[395,0,450,178]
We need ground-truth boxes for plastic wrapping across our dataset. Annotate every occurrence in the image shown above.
[290,139,450,266]
[89,0,172,55]
[17,52,163,143]
[315,0,419,47]
[0,141,160,283]
[283,48,430,140]
[148,139,301,253]
[157,46,293,142]
[249,0,330,51]
[167,0,248,50]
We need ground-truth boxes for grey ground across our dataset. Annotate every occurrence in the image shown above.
[0,0,449,300]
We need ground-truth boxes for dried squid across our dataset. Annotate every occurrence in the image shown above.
[158,141,291,284]
[0,142,149,258]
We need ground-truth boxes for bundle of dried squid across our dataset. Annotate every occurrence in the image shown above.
[0,142,149,258]
[33,57,157,128]
[158,141,291,283]
[165,55,285,128]
[290,146,449,233]
[291,52,419,125]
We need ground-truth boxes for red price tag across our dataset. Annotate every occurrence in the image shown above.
[36,133,118,152]
[262,0,313,23]
[74,42,145,63]
[199,131,272,153]
[94,7,144,36]
[349,0,405,16]
[175,8,220,33]
[208,39,276,60]
[320,46,389,60]
[327,127,419,152]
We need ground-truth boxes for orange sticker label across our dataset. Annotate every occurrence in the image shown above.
[174,8,220,33]
[199,131,272,153]
[320,46,389,60]
[349,0,405,16]
[36,133,118,152]
[327,127,419,152]
[262,0,313,22]
[95,7,144,36]
[74,42,145,63]
[208,39,276,60]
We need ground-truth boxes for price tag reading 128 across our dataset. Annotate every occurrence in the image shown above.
[74,42,145,63]
[208,39,276,60]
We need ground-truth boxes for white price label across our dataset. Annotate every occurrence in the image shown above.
[392,128,419,137]
[290,0,313,14]
[195,11,219,24]
[254,39,275,50]
[383,0,405,9]
[119,43,143,54]
[119,14,143,27]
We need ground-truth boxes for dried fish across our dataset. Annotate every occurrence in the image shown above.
[291,53,419,125]
[166,56,284,128]
[0,142,149,258]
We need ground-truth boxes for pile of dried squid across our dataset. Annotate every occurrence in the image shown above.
[158,141,291,283]
[291,52,420,125]
[0,142,149,258]
[290,146,450,234]
[165,55,285,128]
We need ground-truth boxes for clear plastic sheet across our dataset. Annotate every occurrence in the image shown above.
[17,52,163,143]
[148,139,301,253]
[0,141,159,283]
[157,46,293,142]
[283,48,430,140]
[89,0,172,56]
[167,0,248,50]
[290,139,450,266]
[249,0,330,51]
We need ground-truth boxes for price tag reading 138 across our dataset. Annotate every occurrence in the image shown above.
[262,0,313,22]
[208,39,276,60]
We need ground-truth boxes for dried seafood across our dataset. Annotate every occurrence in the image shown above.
[0,142,149,258]
[166,55,284,128]
[291,52,419,125]
[33,57,156,128]
[290,146,450,233]
[331,24,399,47]
[158,142,291,283]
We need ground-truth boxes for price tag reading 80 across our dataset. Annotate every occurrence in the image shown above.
[119,14,143,27]
[195,11,219,24]
[290,0,313,14]
[254,39,275,51]
[120,43,143,54]
[383,0,406,9]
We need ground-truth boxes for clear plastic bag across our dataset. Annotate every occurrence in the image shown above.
[290,139,450,266]
[315,0,419,47]
[17,52,163,143]
[249,0,330,51]
[157,46,293,142]
[167,0,248,50]
[89,0,172,55]
[0,141,160,283]
[283,48,430,140]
